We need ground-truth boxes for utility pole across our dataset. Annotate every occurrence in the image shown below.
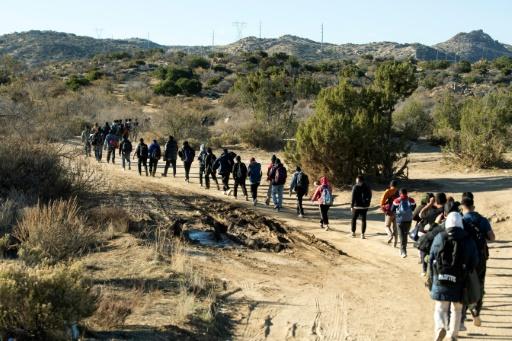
[232,21,247,40]
[212,30,215,48]
[321,23,324,53]
[259,21,262,39]
[147,32,150,50]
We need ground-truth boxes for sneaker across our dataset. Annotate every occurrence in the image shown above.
[351,233,356,238]
[320,223,324,229]
[420,272,426,277]
[361,234,366,239]
[253,199,257,206]
[245,195,249,201]
[435,328,446,341]
[473,315,481,327]
[161,173,167,177]
[298,214,304,218]
[227,189,233,196]
[324,225,329,231]
[400,251,407,258]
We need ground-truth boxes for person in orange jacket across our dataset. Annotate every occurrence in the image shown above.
[380,180,399,246]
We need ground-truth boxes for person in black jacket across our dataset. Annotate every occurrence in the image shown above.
[351,175,372,239]
[213,149,235,195]
[198,144,207,187]
[119,136,133,170]
[162,136,178,177]
[204,148,220,190]
[232,155,248,200]
[179,141,195,182]
[133,138,149,176]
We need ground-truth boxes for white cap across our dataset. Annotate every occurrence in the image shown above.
[445,212,463,229]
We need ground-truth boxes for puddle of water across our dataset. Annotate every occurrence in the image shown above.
[186,229,240,248]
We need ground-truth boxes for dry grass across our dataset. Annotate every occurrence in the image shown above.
[87,288,141,329]
[14,198,100,265]
[88,206,131,237]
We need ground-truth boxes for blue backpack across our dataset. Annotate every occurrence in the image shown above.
[321,186,333,206]
[397,199,413,222]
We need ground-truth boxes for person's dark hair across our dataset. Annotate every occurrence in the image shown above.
[271,155,277,163]
[400,188,407,195]
[390,180,398,188]
[461,196,474,208]
[435,193,447,206]
[223,148,228,154]
[462,192,474,201]
[296,166,301,172]
[207,147,212,153]
[140,138,144,143]
[250,157,255,162]
[444,200,460,214]
[184,141,189,146]
[169,135,174,140]
[276,158,281,165]
[356,175,364,182]
[236,155,241,162]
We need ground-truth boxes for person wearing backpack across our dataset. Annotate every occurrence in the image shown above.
[269,159,287,212]
[119,136,133,170]
[81,125,92,157]
[213,149,234,195]
[134,138,149,176]
[265,155,277,206]
[204,148,220,190]
[103,131,119,164]
[247,157,262,206]
[148,139,161,177]
[460,195,495,328]
[311,177,333,230]
[162,136,178,178]
[290,166,309,218]
[391,188,416,257]
[179,141,195,183]
[429,212,479,341]
[197,144,208,187]
[351,176,372,239]
[380,180,399,245]
[232,156,249,200]
[90,128,103,162]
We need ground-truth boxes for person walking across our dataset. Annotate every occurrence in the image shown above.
[461,194,495,328]
[103,130,119,164]
[204,148,220,190]
[311,177,333,230]
[148,139,161,177]
[380,180,399,245]
[119,136,133,170]
[290,167,309,218]
[90,128,103,162]
[391,188,416,258]
[179,141,195,182]
[81,125,92,157]
[247,157,262,206]
[232,156,249,200]
[198,144,208,187]
[269,159,287,211]
[134,138,149,176]
[429,212,479,341]
[213,149,234,195]
[265,155,277,206]
[162,136,178,177]
[351,176,372,239]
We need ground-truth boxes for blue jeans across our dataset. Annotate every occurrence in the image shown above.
[271,185,284,208]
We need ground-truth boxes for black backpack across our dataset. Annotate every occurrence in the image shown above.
[122,140,132,153]
[434,232,465,287]
[296,172,309,192]
[140,144,149,159]
[361,185,372,207]
[464,214,489,261]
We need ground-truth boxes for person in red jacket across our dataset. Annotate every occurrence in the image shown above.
[264,155,277,206]
[311,176,334,230]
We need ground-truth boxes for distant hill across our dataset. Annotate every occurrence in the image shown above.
[1,29,510,65]
[0,30,165,65]
[434,30,512,62]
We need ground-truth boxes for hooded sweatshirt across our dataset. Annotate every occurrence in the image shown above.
[311,177,332,205]
[198,145,207,168]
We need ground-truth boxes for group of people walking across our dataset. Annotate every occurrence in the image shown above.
[80,129,496,340]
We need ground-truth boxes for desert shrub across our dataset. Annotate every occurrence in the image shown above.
[187,56,210,69]
[454,60,472,73]
[14,198,100,265]
[65,75,91,91]
[421,60,451,70]
[166,66,194,81]
[238,122,285,151]
[209,132,240,148]
[207,76,223,87]
[212,64,231,73]
[159,101,210,143]
[432,93,462,143]
[393,100,432,141]
[176,78,202,95]
[108,51,131,60]
[154,79,180,96]
[87,206,130,235]
[294,75,321,99]
[85,69,103,81]
[420,73,440,90]
[444,92,512,168]
[0,263,97,340]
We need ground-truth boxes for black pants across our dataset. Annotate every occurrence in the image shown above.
[138,158,148,176]
[149,158,158,176]
[320,205,330,225]
[398,221,412,254]
[250,183,260,201]
[199,166,205,186]
[296,189,306,215]
[351,209,368,234]
[234,179,248,198]
[184,161,192,181]
[221,174,230,191]
[205,170,218,189]
[164,159,176,177]
[106,148,115,164]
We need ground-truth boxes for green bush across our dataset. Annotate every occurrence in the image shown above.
[187,56,210,69]
[212,64,231,73]
[167,66,194,81]
[207,76,223,87]
[238,122,286,151]
[154,79,180,96]
[176,78,202,95]
[432,93,461,143]
[0,263,97,340]
[160,102,210,143]
[393,100,432,141]
[65,75,90,91]
[14,198,100,265]
[454,60,472,73]
[85,70,103,81]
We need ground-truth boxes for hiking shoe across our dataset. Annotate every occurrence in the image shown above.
[473,315,481,327]
[361,234,366,239]
[351,233,356,238]
[216,185,221,190]
[387,236,393,244]
[161,173,167,177]
[324,225,329,231]
[298,214,304,218]
[400,251,407,258]
[320,223,324,229]
[227,189,233,196]
[245,195,249,201]
[253,199,257,206]
[394,240,398,248]
[435,328,446,341]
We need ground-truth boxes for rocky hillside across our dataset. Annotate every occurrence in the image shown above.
[1,29,510,65]
[434,30,512,62]
[0,30,164,65]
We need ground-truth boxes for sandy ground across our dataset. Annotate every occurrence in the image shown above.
[80,141,512,341]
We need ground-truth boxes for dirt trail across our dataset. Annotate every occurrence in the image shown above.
[79,141,512,341]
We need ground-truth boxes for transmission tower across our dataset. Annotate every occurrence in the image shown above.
[259,21,262,39]
[232,22,247,40]
[321,23,324,53]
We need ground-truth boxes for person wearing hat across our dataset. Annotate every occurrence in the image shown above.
[429,211,479,341]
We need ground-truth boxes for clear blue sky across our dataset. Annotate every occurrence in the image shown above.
[2,0,511,46]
